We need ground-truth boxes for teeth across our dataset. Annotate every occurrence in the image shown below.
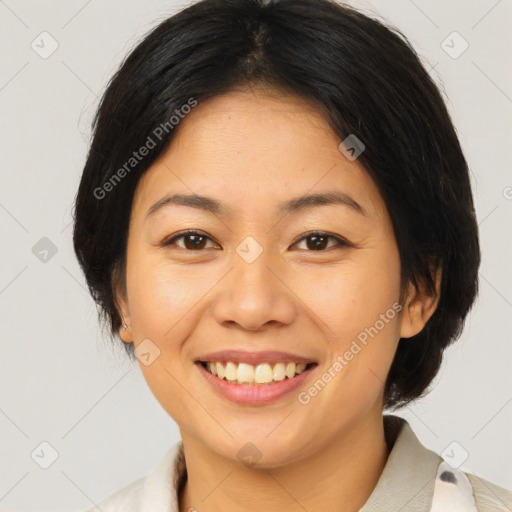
[203,361,311,384]
[285,362,296,379]
[237,362,254,383]
[296,363,307,374]
[273,362,286,381]
[255,363,273,383]
[225,361,238,381]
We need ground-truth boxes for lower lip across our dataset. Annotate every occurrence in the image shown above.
[195,362,317,406]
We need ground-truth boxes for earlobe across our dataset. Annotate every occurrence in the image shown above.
[119,321,132,344]
[400,266,442,339]
[111,262,132,343]
[116,294,132,344]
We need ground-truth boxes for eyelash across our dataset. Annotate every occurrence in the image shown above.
[162,229,353,252]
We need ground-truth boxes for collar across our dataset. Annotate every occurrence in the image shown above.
[138,414,442,512]
[360,415,442,511]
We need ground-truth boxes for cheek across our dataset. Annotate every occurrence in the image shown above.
[295,247,402,410]
[297,251,402,346]
[125,255,204,416]
[126,253,203,338]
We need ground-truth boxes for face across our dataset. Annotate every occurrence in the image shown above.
[116,88,435,467]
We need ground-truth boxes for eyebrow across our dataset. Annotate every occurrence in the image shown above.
[145,190,366,220]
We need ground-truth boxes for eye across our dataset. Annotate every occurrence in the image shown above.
[292,231,352,251]
[162,230,219,251]
[162,230,352,252]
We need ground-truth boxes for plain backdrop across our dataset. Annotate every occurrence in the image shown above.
[0,0,511,510]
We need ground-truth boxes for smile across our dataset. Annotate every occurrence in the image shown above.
[200,360,313,384]
[195,360,318,405]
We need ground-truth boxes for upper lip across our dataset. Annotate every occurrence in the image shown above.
[195,350,317,365]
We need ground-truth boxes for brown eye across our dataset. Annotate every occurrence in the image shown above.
[163,230,218,251]
[293,232,351,251]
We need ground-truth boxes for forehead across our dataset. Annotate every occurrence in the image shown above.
[131,88,386,223]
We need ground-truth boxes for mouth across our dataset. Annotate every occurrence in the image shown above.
[194,359,319,405]
[197,360,318,385]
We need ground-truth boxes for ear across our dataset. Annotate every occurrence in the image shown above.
[111,261,132,344]
[400,265,442,339]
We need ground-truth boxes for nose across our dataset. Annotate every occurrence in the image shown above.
[211,249,297,331]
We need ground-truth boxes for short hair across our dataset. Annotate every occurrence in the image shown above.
[73,0,480,410]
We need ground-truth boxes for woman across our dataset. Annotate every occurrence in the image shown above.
[73,0,511,510]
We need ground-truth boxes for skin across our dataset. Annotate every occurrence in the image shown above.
[116,87,440,512]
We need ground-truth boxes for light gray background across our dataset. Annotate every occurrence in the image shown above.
[0,0,511,510]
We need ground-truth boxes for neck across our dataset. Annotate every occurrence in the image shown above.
[178,412,390,512]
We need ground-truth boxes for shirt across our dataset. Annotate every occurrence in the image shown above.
[82,415,512,511]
